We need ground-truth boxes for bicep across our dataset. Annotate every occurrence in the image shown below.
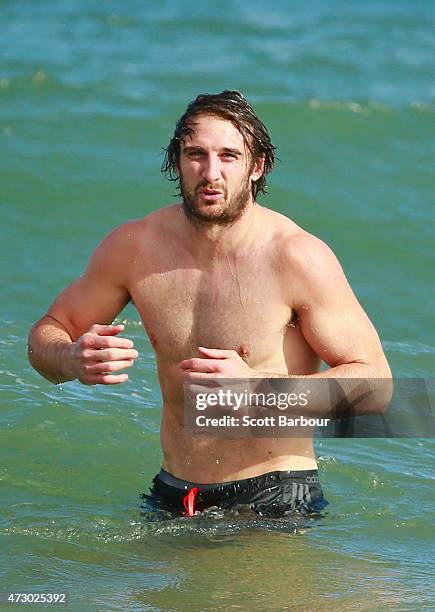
[291,239,384,368]
[46,277,129,341]
[299,293,381,368]
[45,231,131,340]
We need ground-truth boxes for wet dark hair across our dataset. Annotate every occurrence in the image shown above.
[162,90,276,199]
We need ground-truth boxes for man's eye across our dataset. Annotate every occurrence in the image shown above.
[221,153,237,160]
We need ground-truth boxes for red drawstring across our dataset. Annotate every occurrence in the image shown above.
[183,487,200,516]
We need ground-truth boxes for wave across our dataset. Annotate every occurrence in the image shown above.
[383,341,435,357]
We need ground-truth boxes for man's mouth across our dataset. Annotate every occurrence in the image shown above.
[199,188,224,202]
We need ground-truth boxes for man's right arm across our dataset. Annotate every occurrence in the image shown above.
[28,224,139,385]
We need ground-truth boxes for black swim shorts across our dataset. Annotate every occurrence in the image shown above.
[142,468,328,518]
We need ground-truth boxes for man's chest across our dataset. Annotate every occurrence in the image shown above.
[129,264,291,362]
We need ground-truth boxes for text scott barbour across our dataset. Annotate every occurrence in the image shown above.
[192,388,331,429]
[196,415,331,428]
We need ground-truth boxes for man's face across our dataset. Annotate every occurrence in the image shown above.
[178,114,263,225]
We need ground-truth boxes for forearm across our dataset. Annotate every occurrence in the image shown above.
[28,316,76,384]
[301,359,391,380]
[254,359,393,417]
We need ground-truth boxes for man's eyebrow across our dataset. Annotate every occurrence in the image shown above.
[221,147,243,156]
[182,145,206,153]
[181,145,243,156]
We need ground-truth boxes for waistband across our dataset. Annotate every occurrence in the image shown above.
[157,468,319,492]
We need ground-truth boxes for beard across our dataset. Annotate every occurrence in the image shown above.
[181,175,253,226]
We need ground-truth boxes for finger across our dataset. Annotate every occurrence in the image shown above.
[198,347,235,359]
[92,348,138,362]
[180,358,194,370]
[89,323,126,336]
[82,335,135,350]
[85,360,134,374]
[183,371,218,381]
[180,358,217,373]
[98,373,130,385]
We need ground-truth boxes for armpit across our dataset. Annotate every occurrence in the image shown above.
[286,310,300,329]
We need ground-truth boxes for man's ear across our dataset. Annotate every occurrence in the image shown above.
[250,155,265,182]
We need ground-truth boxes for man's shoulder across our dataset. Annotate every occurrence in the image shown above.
[259,209,344,294]
[101,204,181,247]
[86,205,182,281]
[277,228,349,307]
[260,207,334,266]
[281,231,337,270]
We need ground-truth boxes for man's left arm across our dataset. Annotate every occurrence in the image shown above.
[285,234,391,380]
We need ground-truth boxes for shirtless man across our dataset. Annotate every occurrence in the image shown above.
[28,91,391,517]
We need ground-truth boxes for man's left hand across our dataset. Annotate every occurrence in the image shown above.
[180,347,257,379]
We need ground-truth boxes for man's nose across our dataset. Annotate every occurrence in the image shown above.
[202,155,221,184]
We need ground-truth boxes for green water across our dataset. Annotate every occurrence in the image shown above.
[1,1,434,610]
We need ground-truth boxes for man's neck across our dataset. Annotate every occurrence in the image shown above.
[182,201,261,261]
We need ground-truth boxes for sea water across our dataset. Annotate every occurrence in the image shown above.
[1,1,434,609]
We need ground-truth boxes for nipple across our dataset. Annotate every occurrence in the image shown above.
[238,343,250,360]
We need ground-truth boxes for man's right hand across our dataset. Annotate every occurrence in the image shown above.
[68,324,138,385]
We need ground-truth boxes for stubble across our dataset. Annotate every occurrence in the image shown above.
[180,175,253,226]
